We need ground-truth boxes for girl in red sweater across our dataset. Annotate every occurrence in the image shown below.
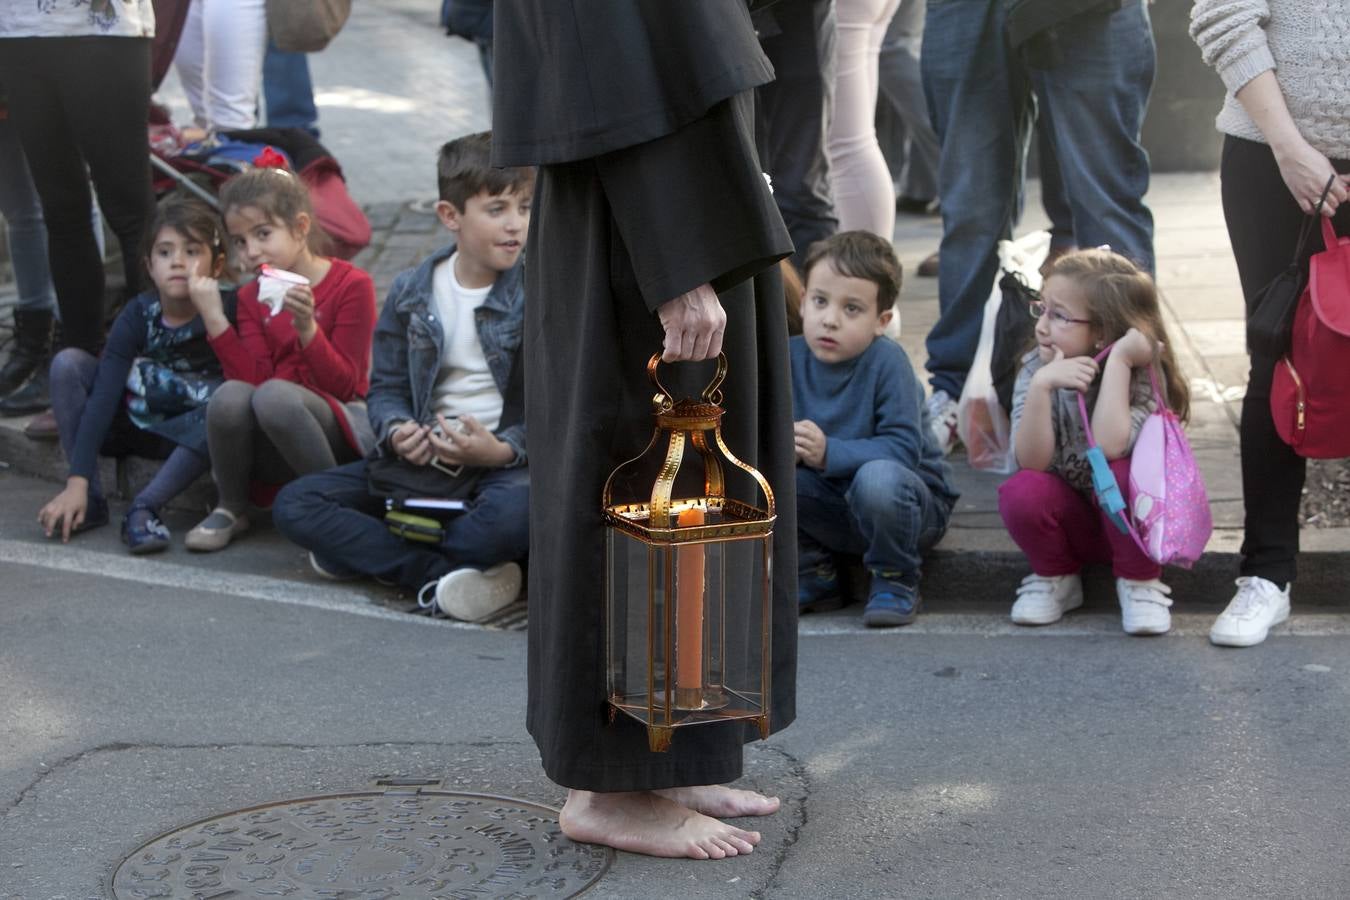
[186,167,377,551]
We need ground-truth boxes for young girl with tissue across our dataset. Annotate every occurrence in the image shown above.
[187,166,377,551]
[38,198,231,554]
[998,248,1191,636]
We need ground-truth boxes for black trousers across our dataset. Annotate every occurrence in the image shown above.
[1219,136,1350,586]
[0,37,154,353]
[756,0,838,270]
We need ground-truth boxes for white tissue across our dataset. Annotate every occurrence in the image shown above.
[256,265,309,316]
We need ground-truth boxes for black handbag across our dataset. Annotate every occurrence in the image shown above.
[366,454,482,503]
[991,271,1039,414]
[1247,175,1338,358]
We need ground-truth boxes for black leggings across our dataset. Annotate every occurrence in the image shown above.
[0,37,154,353]
[1219,136,1350,585]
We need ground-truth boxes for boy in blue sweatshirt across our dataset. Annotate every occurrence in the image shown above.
[792,231,958,626]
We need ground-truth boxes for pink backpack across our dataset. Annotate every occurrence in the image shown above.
[1077,352,1212,568]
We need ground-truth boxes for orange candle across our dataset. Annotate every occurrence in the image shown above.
[676,506,705,708]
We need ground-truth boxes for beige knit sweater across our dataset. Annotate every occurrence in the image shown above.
[1190,0,1350,159]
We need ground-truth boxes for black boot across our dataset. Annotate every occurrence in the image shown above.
[0,308,54,416]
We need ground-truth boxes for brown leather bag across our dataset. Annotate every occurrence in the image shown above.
[267,0,352,53]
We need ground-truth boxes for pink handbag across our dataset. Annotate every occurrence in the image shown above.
[1077,349,1212,568]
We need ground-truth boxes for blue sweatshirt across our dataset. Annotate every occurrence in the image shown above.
[790,335,957,503]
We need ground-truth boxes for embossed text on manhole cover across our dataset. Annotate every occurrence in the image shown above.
[109,788,612,899]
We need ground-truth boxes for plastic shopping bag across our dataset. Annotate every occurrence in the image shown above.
[956,231,1051,472]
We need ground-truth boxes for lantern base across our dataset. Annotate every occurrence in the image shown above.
[675,686,730,712]
[647,726,673,753]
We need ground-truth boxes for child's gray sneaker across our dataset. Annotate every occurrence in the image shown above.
[427,562,522,622]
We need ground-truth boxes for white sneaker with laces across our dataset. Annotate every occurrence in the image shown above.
[1209,576,1290,647]
[927,389,960,457]
[1011,572,1084,625]
[424,562,522,622]
[1117,577,1173,635]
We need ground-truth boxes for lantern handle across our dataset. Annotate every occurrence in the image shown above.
[646,352,728,407]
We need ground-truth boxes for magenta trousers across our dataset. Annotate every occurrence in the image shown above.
[998,458,1161,581]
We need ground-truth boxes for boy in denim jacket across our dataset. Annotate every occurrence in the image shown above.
[274,132,534,620]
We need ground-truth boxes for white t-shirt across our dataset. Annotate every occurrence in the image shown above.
[430,253,504,432]
[0,1,155,38]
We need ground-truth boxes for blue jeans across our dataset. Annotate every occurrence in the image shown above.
[920,0,1155,398]
[272,459,530,589]
[796,458,950,587]
[262,41,319,136]
[0,114,57,315]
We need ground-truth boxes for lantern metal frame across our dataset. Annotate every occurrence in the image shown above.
[603,353,775,752]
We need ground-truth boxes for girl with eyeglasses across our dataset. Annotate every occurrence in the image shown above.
[998,248,1191,635]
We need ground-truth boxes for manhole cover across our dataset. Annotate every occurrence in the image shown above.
[110,787,612,899]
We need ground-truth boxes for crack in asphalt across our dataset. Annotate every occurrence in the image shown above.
[751,744,811,900]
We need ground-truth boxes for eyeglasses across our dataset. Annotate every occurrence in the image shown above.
[1028,299,1092,327]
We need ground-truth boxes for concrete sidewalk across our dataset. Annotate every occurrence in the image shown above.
[1,0,1346,611]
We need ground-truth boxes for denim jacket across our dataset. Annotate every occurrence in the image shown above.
[367,241,526,466]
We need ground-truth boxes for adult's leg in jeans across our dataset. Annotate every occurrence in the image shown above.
[440,466,530,570]
[250,379,348,476]
[1035,119,1075,252]
[757,0,838,269]
[273,461,454,586]
[828,0,901,237]
[133,447,210,512]
[262,40,319,135]
[877,0,939,203]
[846,458,946,583]
[921,0,1031,398]
[0,116,57,316]
[49,348,105,499]
[0,42,106,352]
[1219,136,1350,584]
[61,38,155,305]
[1034,0,1155,275]
[205,380,259,513]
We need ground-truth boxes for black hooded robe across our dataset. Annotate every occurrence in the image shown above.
[492,2,800,792]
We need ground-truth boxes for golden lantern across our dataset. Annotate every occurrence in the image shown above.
[603,353,774,752]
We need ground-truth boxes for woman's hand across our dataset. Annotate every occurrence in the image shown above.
[427,414,514,468]
[389,419,433,466]
[283,284,318,344]
[38,478,90,543]
[657,283,726,362]
[1031,347,1098,393]
[1272,136,1349,217]
[188,274,230,337]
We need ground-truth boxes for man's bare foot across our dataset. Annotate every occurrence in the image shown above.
[559,789,761,860]
[655,784,781,818]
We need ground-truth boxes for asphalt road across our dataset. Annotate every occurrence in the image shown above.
[2,470,1349,899]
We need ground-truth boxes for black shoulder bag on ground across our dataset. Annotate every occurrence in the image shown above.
[1247,175,1338,359]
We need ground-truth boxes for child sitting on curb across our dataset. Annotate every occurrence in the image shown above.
[38,197,233,553]
[273,132,534,621]
[792,231,958,626]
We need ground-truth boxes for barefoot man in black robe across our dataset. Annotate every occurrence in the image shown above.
[491,2,800,861]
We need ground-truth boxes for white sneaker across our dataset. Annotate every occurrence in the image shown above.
[425,562,522,622]
[927,389,960,457]
[1209,576,1291,647]
[1011,573,1084,625]
[309,551,359,582]
[1117,577,1173,635]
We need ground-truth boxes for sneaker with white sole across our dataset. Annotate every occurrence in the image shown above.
[1117,577,1173,635]
[926,389,960,457]
[1209,576,1290,647]
[421,562,522,622]
[1010,572,1083,625]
